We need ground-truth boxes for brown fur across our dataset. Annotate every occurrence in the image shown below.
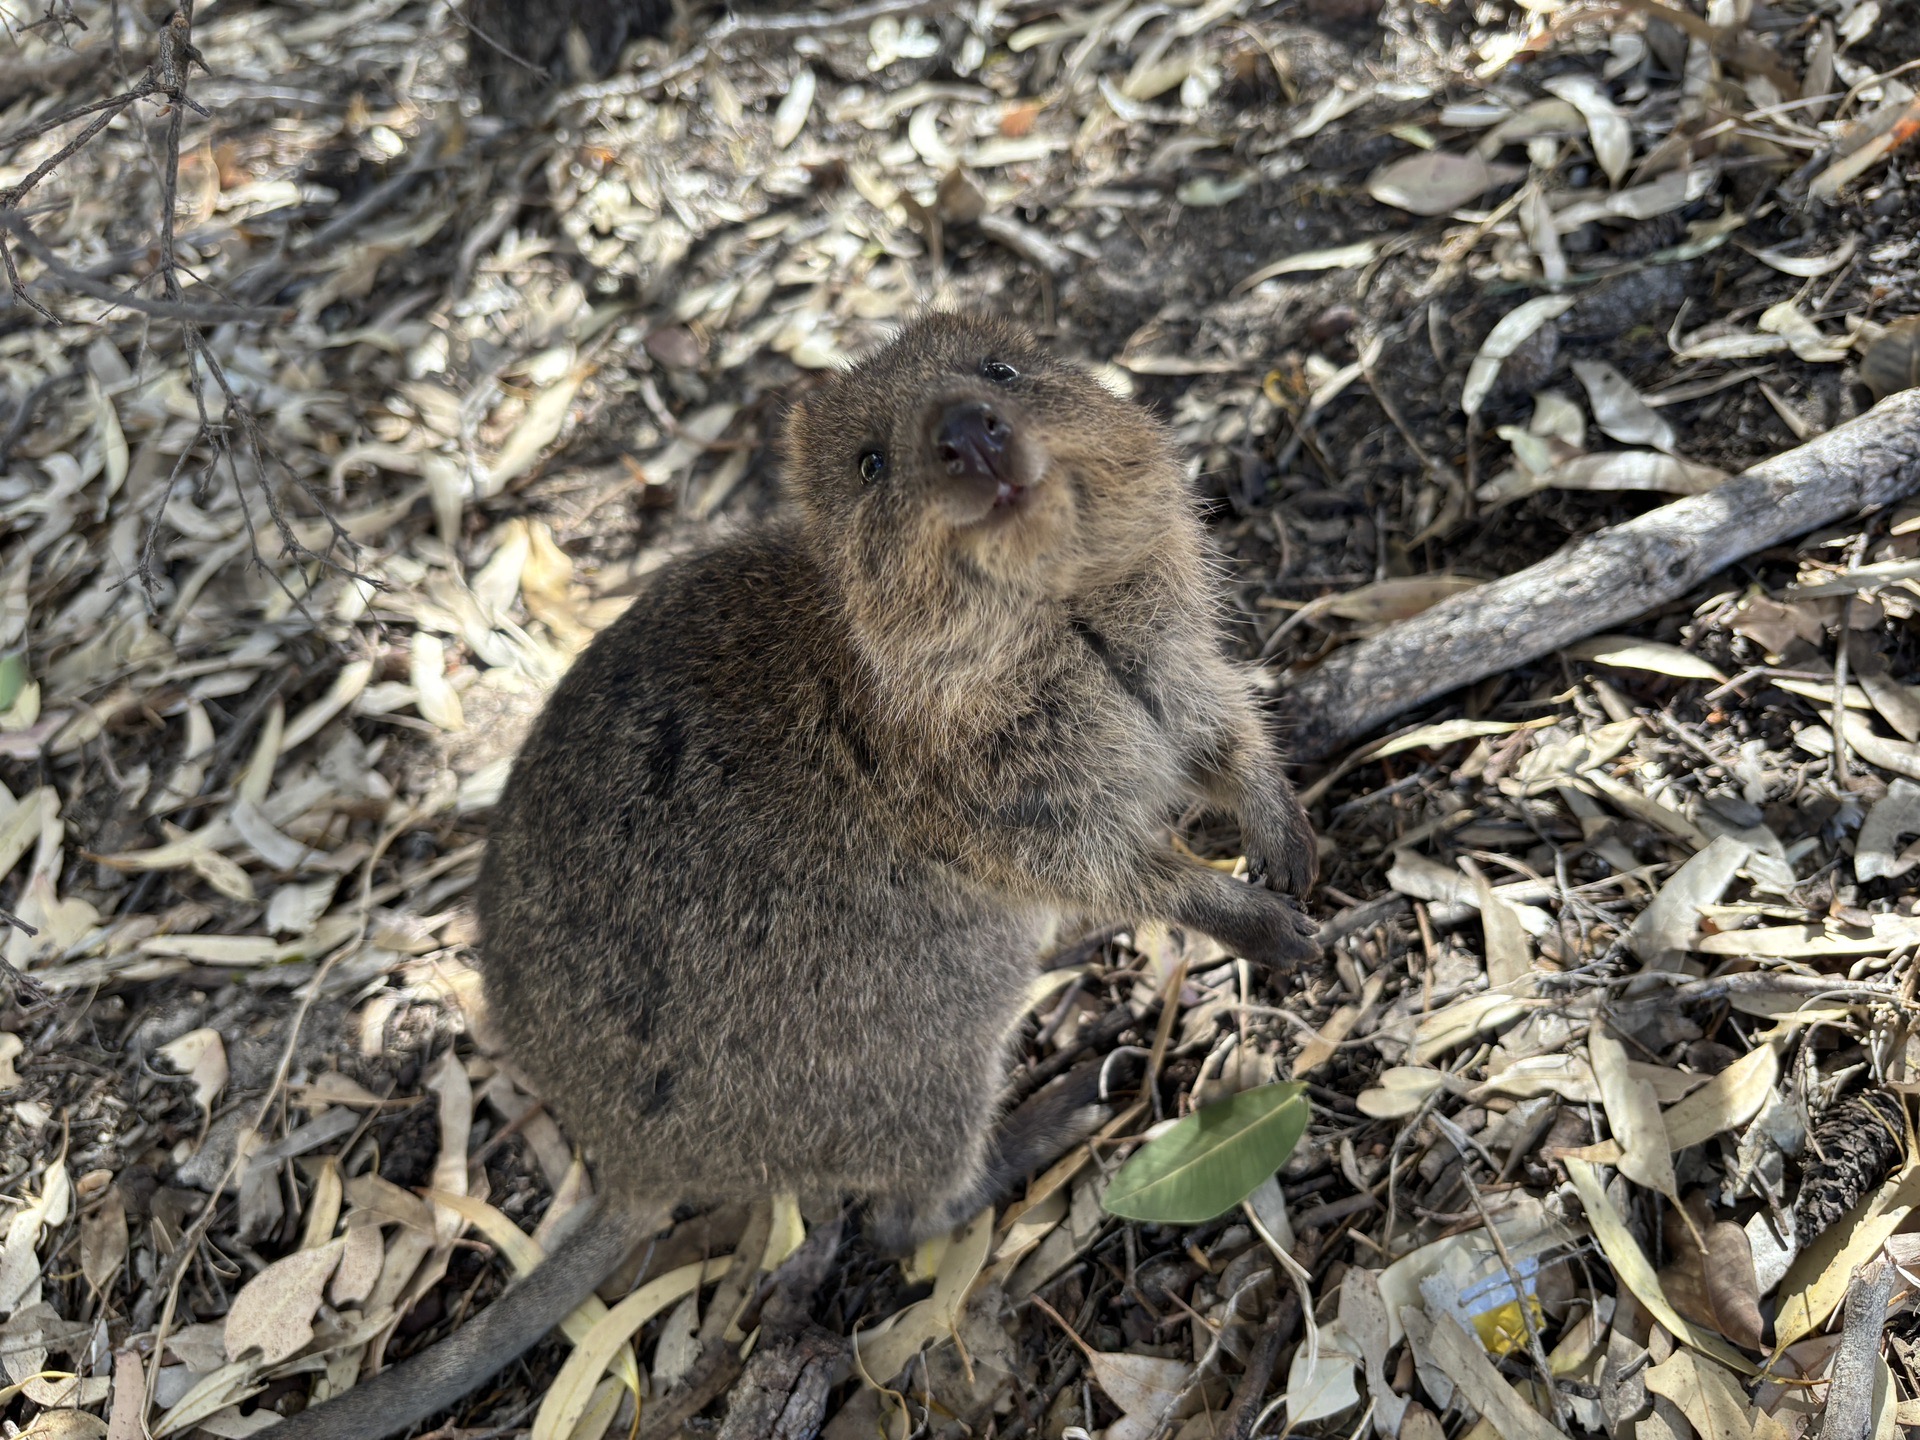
[270,312,1316,1440]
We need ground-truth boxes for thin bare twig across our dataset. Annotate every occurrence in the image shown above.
[0,212,280,323]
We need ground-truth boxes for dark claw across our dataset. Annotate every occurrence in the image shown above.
[1249,787,1318,898]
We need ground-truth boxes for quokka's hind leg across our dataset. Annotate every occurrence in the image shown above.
[861,1062,1110,1254]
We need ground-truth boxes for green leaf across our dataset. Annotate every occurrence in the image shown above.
[1103,1082,1310,1224]
[0,654,25,714]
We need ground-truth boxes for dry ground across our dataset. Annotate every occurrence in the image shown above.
[1,0,1919,1437]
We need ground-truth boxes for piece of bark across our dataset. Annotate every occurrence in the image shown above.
[1796,1089,1906,1244]
[1813,1254,1893,1440]
[1275,390,1920,761]
[715,1327,846,1440]
[1219,1286,1305,1440]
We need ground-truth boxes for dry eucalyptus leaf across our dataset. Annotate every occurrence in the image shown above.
[21,1413,109,1440]
[156,1028,227,1115]
[1628,835,1750,969]
[408,632,465,733]
[1320,575,1482,623]
[1660,1045,1778,1151]
[1695,913,1920,958]
[1367,151,1523,216]
[532,1257,734,1440]
[222,1237,345,1366]
[1463,296,1577,417]
[1355,1066,1457,1119]
[0,1161,70,1311]
[1564,1160,1753,1372]
[1085,1350,1195,1432]
[329,1219,384,1307]
[1414,990,1539,1065]
[485,362,592,496]
[1572,360,1676,452]
[1643,1350,1757,1439]
[1293,971,1383,1077]
[106,1347,145,1440]
[80,1186,128,1295]
[1857,779,1920,881]
[1859,316,1920,400]
[1235,239,1382,292]
[1566,637,1726,682]
[1855,665,1920,742]
[1474,875,1533,987]
[1284,1321,1363,1426]
[190,1407,283,1438]
[151,1361,261,1438]
[1339,1266,1406,1438]
[771,67,816,150]
[1405,1307,1560,1440]
[1542,74,1631,184]
[855,1206,995,1384]
[1661,1194,1764,1352]
[1591,1027,1677,1201]
[1758,300,1849,364]
[265,877,336,937]
[1748,238,1857,278]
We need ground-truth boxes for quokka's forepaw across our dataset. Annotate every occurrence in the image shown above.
[1237,889,1318,969]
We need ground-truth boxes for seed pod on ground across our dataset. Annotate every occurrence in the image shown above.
[1793,1088,1907,1243]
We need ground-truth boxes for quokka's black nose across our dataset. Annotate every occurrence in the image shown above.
[935,401,1013,484]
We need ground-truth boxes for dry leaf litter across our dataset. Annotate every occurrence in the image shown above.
[1,0,1919,1436]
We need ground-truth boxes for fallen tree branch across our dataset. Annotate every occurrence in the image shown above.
[1814,1254,1893,1440]
[1274,389,1920,762]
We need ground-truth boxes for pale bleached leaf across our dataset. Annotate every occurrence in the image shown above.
[1566,637,1726,682]
[1235,240,1382,293]
[1628,835,1750,969]
[1857,779,1920,881]
[1591,1027,1678,1201]
[772,67,816,149]
[485,362,592,496]
[408,632,465,733]
[1340,1267,1407,1437]
[856,1206,995,1384]
[223,1238,344,1365]
[1543,74,1631,184]
[1367,151,1523,217]
[156,1028,227,1115]
[1572,360,1676,452]
[532,1257,733,1440]
[1747,238,1856,277]
[1283,1322,1362,1425]
[1644,1351,1757,1439]
[1463,296,1578,418]
[0,1162,70,1311]
[1660,1046,1777,1152]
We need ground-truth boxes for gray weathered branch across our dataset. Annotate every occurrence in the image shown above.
[1275,389,1920,762]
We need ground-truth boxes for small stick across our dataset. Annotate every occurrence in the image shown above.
[1831,595,1856,788]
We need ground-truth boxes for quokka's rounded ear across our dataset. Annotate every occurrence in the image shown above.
[777,397,809,464]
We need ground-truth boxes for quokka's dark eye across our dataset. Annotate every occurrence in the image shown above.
[858,450,886,482]
[981,360,1019,383]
